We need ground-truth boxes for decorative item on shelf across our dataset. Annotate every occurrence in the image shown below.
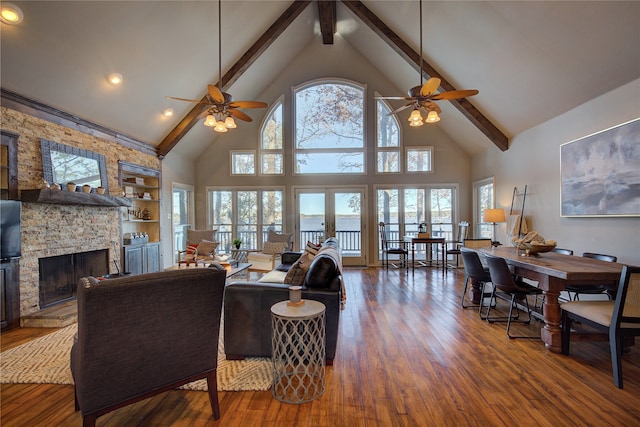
[40,179,50,189]
[123,177,145,185]
[50,183,61,190]
[66,182,76,192]
[287,285,304,307]
[141,208,151,220]
[82,184,92,193]
[232,238,242,249]
[96,186,106,195]
[124,186,136,198]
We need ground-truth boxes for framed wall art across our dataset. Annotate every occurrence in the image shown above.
[560,118,640,217]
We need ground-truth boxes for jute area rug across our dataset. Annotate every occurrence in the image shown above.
[0,324,273,392]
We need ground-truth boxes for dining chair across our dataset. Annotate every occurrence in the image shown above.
[561,265,640,388]
[379,222,408,269]
[459,248,493,312]
[484,254,544,338]
[445,221,469,268]
[565,252,617,301]
[552,248,574,255]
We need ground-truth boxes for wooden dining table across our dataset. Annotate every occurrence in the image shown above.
[480,246,624,353]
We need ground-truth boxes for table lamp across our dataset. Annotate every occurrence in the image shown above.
[483,208,506,246]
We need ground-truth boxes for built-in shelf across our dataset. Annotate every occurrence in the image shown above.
[20,189,132,208]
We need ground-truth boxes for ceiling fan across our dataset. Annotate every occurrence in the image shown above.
[166,0,267,133]
[375,0,478,126]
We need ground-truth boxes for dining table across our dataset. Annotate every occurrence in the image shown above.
[404,236,446,273]
[480,246,624,353]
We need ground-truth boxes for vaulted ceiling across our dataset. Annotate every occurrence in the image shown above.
[2,1,639,160]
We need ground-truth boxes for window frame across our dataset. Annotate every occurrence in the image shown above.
[230,150,256,176]
[292,78,367,176]
[259,96,284,175]
[375,94,402,174]
[405,146,434,173]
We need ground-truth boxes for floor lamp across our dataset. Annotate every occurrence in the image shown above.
[483,208,506,246]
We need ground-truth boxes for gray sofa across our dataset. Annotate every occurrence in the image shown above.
[224,237,343,364]
[70,268,226,426]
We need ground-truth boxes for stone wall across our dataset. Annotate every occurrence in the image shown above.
[1,106,161,317]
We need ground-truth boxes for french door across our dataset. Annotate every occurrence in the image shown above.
[294,187,366,266]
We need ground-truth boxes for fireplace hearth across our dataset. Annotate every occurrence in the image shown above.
[38,249,109,308]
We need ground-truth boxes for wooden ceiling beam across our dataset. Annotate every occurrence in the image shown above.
[157,1,313,159]
[341,0,509,151]
[318,1,337,44]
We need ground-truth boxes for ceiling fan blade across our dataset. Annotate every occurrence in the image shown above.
[374,96,414,100]
[420,77,441,97]
[229,109,253,122]
[432,89,479,101]
[389,103,414,115]
[208,85,225,104]
[166,96,214,105]
[229,101,268,109]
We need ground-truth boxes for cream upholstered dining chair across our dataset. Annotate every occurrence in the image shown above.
[561,265,640,388]
[177,229,219,266]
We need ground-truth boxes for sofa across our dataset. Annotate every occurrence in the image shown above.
[224,237,343,364]
[70,268,227,426]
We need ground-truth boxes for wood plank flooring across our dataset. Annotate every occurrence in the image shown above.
[2,267,639,426]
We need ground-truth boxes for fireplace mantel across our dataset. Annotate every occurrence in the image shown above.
[20,189,132,208]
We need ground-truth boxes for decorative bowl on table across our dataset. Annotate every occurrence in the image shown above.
[518,242,556,255]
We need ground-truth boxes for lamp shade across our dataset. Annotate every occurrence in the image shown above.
[483,208,506,223]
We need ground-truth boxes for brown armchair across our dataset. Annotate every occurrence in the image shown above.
[70,268,227,426]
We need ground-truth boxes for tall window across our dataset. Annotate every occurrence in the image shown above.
[208,188,284,253]
[260,99,283,175]
[377,185,458,260]
[376,96,400,173]
[406,147,433,173]
[231,151,255,175]
[172,184,193,263]
[473,178,495,238]
[294,79,365,174]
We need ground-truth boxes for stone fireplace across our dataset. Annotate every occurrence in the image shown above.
[19,202,122,317]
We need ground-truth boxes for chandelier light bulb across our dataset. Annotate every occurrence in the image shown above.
[214,122,228,133]
[224,116,237,129]
[162,108,174,117]
[204,114,217,127]
[425,110,440,123]
[410,119,424,127]
[408,108,423,123]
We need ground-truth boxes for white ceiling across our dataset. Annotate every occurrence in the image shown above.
[2,1,639,159]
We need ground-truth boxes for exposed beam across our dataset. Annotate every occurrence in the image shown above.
[157,1,313,159]
[341,0,509,151]
[318,1,337,44]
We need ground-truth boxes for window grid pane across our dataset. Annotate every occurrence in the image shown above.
[406,147,433,172]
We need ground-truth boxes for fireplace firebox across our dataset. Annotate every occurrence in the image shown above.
[38,249,109,308]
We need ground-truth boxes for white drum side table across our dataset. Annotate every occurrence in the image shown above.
[270,300,326,403]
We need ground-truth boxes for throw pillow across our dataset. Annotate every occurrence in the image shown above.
[186,243,199,255]
[268,230,292,249]
[283,250,315,285]
[263,241,288,255]
[305,241,322,255]
[197,239,219,256]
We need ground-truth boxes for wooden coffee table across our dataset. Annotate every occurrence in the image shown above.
[165,262,251,279]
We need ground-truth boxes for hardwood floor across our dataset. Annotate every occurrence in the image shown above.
[2,267,639,426]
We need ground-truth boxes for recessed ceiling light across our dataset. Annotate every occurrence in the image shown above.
[0,2,23,24]
[162,108,174,117]
[106,73,123,86]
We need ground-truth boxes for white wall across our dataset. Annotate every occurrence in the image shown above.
[472,79,640,265]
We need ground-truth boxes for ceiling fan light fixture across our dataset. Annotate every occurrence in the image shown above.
[409,108,423,123]
[425,110,440,123]
[204,114,217,127]
[224,116,237,129]
[214,121,228,133]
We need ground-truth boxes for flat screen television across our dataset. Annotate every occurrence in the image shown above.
[0,200,21,260]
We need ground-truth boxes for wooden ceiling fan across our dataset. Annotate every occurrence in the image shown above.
[166,0,266,132]
[375,0,478,125]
